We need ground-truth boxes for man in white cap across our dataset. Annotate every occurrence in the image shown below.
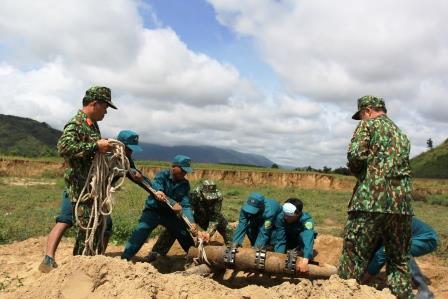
[271,198,317,273]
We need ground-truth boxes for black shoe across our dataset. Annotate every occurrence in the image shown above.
[144,252,159,263]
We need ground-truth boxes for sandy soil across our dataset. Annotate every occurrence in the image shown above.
[1,234,446,299]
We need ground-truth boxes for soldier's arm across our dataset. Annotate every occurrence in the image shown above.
[179,186,195,223]
[347,121,370,177]
[57,122,97,158]
[254,215,275,249]
[150,170,172,203]
[366,246,386,276]
[299,218,316,259]
[273,214,287,253]
[232,209,248,246]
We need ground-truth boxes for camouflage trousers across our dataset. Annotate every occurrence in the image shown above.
[338,211,413,299]
[152,213,233,256]
[72,202,111,256]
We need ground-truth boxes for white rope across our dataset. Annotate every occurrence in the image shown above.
[193,237,211,266]
[74,139,130,256]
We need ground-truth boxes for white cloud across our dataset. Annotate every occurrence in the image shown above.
[1,0,446,168]
[208,0,448,162]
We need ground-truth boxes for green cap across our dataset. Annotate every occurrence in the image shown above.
[242,192,265,215]
[84,86,117,109]
[352,95,386,120]
[117,130,142,153]
[172,155,193,173]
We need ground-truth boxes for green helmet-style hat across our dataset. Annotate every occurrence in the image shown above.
[352,95,386,120]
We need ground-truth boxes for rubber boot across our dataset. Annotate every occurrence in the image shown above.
[410,257,434,299]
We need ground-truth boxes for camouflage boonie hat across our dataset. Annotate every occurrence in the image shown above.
[200,180,222,201]
[84,86,117,109]
[352,95,386,120]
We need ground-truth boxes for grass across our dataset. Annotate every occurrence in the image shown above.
[0,173,447,264]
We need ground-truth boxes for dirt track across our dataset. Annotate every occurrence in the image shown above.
[1,235,446,299]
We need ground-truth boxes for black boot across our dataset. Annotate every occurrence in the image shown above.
[409,257,434,299]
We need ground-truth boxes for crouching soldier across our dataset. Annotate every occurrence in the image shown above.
[363,217,438,299]
[147,180,232,261]
[121,155,197,261]
[271,198,317,273]
[232,192,281,249]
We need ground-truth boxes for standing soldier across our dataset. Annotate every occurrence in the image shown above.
[43,86,116,265]
[338,95,414,298]
[148,180,231,261]
[232,192,281,249]
[364,217,438,299]
[38,128,151,272]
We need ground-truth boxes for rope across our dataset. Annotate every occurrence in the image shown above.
[74,139,130,255]
[193,237,211,266]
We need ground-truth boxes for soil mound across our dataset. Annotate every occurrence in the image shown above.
[1,235,446,298]
[1,254,394,299]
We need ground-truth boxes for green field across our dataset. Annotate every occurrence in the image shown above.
[0,173,447,263]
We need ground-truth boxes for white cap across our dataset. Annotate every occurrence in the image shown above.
[283,203,297,216]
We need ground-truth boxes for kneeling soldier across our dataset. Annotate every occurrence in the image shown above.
[148,180,232,261]
[232,192,281,249]
[271,198,317,273]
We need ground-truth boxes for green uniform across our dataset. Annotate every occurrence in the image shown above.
[339,96,414,299]
[152,182,232,256]
[57,110,101,255]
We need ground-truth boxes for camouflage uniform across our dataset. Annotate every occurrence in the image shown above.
[152,180,232,256]
[57,86,115,256]
[338,96,414,299]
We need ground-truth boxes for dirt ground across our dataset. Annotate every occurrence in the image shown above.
[1,234,446,299]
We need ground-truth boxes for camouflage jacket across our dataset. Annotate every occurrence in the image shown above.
[190,187,224,234]
[347,114,413,215]
[57,110,101,201]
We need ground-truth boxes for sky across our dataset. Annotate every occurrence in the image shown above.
[0,0,447,168]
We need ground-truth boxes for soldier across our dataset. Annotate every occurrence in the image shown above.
[38,127,149,272]
[364,217,438,299]
[121,155,198,261]
[232,192,281,249]
[147,180,231,261]
[271,198,317,273]
[338,95,414,298]
[39,86,116,272]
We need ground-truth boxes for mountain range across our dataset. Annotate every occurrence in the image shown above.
[0,114,274,167]
[1,113,447,177]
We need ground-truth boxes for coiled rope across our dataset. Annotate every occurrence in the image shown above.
[74,139,130,255]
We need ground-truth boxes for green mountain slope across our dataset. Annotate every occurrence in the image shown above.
[0,114,62,157]
[411,139,448,178]
[0,114,274,166]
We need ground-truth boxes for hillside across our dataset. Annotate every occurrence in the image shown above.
[411,139,448,178]
[0,114,61,157]
[134,143,274,167]
[0,114,274,166]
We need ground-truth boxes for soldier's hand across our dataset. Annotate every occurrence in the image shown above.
[298,258,309,273]
[155,191,167,202]
[172,202,182,214]
[200,232,210,243]
[190,223,198,235]
[97,139,111,153]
